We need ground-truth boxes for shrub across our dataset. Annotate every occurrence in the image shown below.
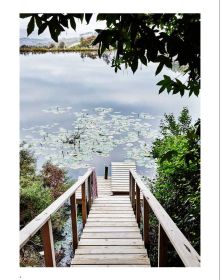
[20,181,52,226]
[149,107,200,266]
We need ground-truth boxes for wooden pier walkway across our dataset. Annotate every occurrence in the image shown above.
[20,162,200,267]
[72,176,150,266]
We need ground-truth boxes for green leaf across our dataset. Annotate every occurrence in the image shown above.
[35,15,42,28]
[163,75,172,82]
[59,15,68,28]
[97,14,108,21]
[156,80,165,86]
[85,14,93,24]
[172,87,179,95]
[155,62,164,75]
[69,17,76,30]
[27,16,35,36]
[72,14,84,22]
[49,24,58,42]
[139,54,147,66]
[131,58,138,73]
[160,150,178,162]
[159,85,166,94]
[92,33,102,46]
[38,22,47,35]
[20,14,32,18]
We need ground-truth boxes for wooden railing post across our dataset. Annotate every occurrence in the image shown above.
[158,223,168,267]
[87,175,92,212]
[70,193,78,250]
[136,184,140,226]
[129,172,132,202]
[90,173,94,205]
[81,182,87,227]
[104,166,108,179]
[41,219,56,267]
[143,197,149,248]
[131,176,136,211]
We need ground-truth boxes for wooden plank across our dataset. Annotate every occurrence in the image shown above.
[92,204,131,206]
[91,210,133,213]
[78,239,144,246]
[76,246,147,254]
[112,187,130,190]
[88,214,135,218]
[40,219,56,267]
[70,193,78,250]
[72,254,150,265]
[93,201,131,204]
[71,265,150,267]
[130,169,200,267]
[89,205,132,208]
[86,222,138,227]
[90,211,134,214]
[87,218,136,222]
[83,227,140,232]
[94,199,130,201]
[81,232,142,239]
[91,207,131,211]
[95,196,129,199]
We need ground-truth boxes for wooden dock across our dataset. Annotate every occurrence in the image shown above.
[72,175,150,266]
[20,163,200,267]
[71,177,150,266]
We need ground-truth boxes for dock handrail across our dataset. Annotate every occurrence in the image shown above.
[129,169,200,267]
[20,168,95,267]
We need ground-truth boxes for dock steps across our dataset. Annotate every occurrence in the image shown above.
[71,195,150,267]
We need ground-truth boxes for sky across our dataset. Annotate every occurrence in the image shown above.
[20,14,106,38]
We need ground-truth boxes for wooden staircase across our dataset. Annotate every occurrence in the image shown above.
[71,177,150,267]
[20,164,200,267]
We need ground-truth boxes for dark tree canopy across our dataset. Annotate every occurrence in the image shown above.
[20,13,200,97]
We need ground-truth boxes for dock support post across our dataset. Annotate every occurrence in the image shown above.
[143,197,149,248]
[136,185,140,226]
[104,166,108,179]
[70,193,78,250]
[87,176,92,212]
[129,172,132,202]
[41,219,56,267]
[81,182,87,227]
[158,224,168,267]
[131,176,136,211]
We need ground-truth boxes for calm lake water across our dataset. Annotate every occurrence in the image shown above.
[20,52,200,179]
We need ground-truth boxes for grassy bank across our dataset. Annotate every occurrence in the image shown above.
[20,47,98,54]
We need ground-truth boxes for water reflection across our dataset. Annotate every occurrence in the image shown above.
[20,52,200,178]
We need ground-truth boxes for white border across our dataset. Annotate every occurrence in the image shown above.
[0,1,219,279]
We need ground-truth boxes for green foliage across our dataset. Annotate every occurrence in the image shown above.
[41,161,69,199]
[20,148,70,227]
[20,181,52,225]
[20,13,200,97]
[150,108,200,265]
[20,142,36,177]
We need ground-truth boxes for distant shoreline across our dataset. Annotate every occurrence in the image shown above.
[20,47,99,54]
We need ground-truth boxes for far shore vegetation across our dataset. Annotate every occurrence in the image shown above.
[20,35,99,54]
